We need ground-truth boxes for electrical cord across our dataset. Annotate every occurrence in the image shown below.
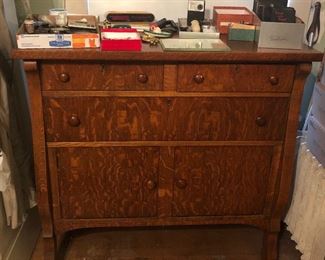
[306,1,321,47]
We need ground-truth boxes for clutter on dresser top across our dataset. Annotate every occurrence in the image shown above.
[17,14,100,49]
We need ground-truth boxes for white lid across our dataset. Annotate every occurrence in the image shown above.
[24,19,34,25]
[49,8,67,15]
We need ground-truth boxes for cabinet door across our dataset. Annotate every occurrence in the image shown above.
[172,146,274,216]
[55,147,159,219]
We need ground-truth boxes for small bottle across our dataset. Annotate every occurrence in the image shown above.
[24,19,35,33]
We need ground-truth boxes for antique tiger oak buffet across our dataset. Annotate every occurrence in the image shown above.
[13,40,322,259]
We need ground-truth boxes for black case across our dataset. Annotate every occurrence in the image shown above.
[253,0,288,21]
[270,7,296,23]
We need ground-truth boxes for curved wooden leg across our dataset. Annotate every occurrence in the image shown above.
[55,230,66,251]
[43,237,56,260]
[56,229,71,260]
[263,231,279,260]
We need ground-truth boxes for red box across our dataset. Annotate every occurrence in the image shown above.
[101,28,142,51]
[213,6,259,34]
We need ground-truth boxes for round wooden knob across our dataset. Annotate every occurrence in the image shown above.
[166,98,172,107]
[176,179,187,189]
[256,116,267,127]
[146,180,157,190]
[269,76,279,85]
[68,114,81,127]
[193,74,204,84]
[58,73,70,83]
[137,73,148,83]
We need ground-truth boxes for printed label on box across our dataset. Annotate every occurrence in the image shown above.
[17,34,73,48]
[49,34,72,47]
[72,34,99,48]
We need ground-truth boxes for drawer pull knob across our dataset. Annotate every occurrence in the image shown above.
[256,116,267,127]
[59,73,70,83]
[269,76,279,85]
[193,74,204,84]
[146,180,157,190]
[68,114,81,127]
[137,73,148,83]
[176,179,187,189]
[166,98,172,107]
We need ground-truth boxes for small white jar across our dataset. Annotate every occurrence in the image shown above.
[49,8,68,27]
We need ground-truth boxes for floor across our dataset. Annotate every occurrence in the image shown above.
[31,225,301,260]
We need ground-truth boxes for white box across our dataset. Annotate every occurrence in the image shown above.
[307,116,325,167]
[16,15,100,49]
[257,21,305,49]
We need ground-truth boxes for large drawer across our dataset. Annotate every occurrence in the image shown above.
[40,62,164,91]
[177,64,295,92]
[43,97,289,142]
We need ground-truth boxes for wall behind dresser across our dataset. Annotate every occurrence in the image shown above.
[66,0,254,20]
[65,0,318,24]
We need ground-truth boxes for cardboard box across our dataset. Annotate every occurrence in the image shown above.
[228,23,256,41]
[256,19,305,49]
[16,15,100,49]
[213,6,259,34]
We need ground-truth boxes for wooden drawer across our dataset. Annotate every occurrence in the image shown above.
[44,97,288,142]
[54,147,159,219]
[41,62,163,91]
[168,97,289,141]
[177,64,295,92]
[172,146,274,216]
[43,97,169,141]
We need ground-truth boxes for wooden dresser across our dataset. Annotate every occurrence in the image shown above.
[13,42,322,259]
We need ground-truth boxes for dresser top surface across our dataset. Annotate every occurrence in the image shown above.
[12,37,323,63]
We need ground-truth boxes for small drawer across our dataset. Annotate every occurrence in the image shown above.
[41,62,163,91]
[177,64,295,92]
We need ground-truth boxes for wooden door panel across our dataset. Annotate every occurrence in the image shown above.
[168,97,289,141]
[56,147,159,219]
[44,97,168,141]
[172,146,274,216]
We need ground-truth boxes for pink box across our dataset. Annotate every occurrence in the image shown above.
[101,28,142,51]
[213,6,260,34]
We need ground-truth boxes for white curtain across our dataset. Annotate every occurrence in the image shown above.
[0,0,35,229]
[285,141,325,260]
